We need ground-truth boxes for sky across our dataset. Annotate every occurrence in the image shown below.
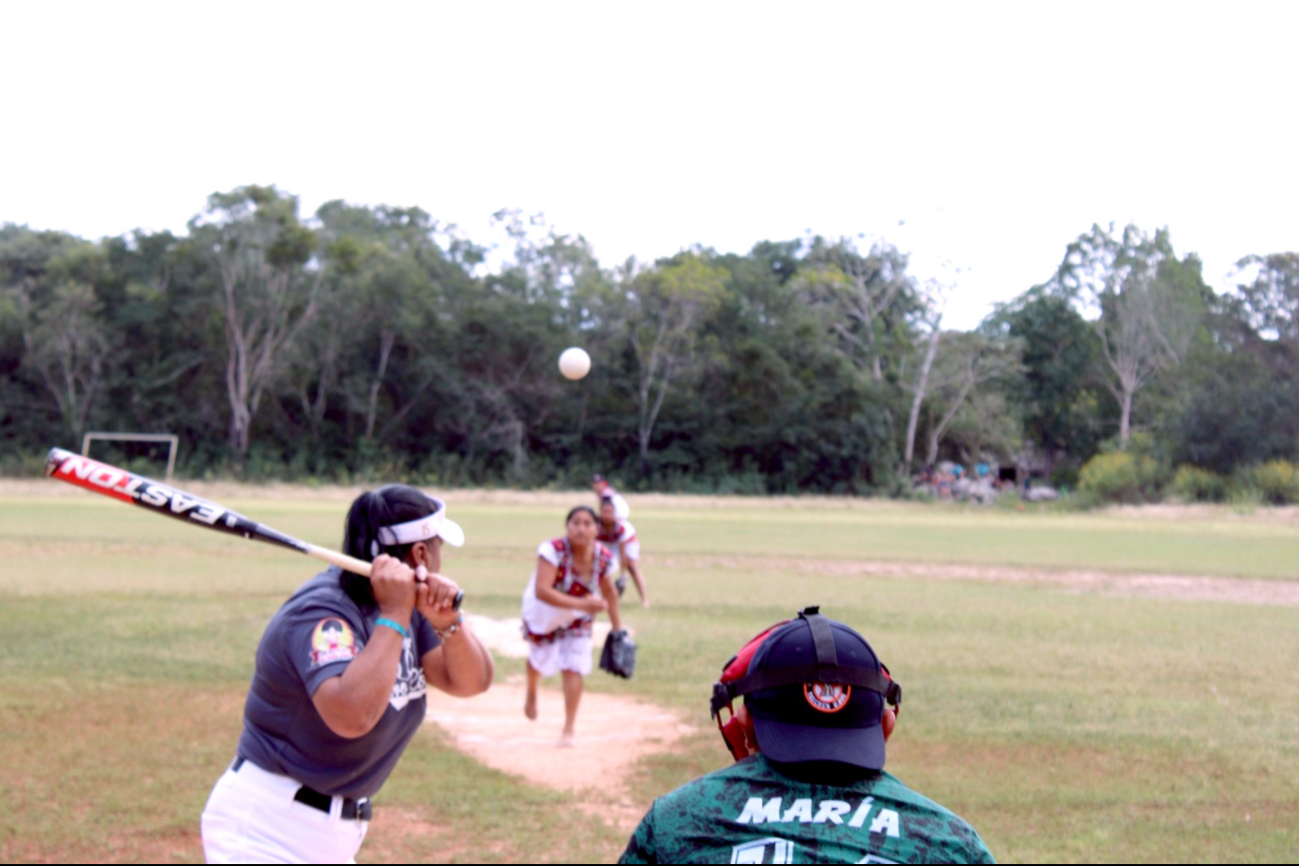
[2,1,1296,329]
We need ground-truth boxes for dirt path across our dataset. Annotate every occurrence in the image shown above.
[424,675,692,828]
[667,555,1299,607]
[424,615,690,829]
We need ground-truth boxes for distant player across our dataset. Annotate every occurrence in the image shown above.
[597,497,648,606]
[200,485,494,864]
[521,505,623,745]
[593,473,630,520]
[618,607,996,864]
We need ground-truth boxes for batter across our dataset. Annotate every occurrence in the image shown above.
[200,484,494,863]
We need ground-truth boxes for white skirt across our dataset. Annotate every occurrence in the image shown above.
[528,631,594,677]
[201,759,368,864]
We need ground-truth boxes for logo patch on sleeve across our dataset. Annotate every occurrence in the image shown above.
[804,682,851,713]
[311,617,358,666]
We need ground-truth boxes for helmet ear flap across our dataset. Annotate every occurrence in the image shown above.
[881,662,902,716]
[711,620,790,762]
[716,702,751,761]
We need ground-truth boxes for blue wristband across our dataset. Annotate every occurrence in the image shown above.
[375,617,409,639]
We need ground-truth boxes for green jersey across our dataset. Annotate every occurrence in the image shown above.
[619,755,995,864]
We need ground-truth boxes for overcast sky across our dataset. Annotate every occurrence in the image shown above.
[3,2,1295,329]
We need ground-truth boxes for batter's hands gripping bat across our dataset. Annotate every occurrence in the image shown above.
[44,447,464,609]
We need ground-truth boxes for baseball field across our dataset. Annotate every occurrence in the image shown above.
[1,482,1297,863]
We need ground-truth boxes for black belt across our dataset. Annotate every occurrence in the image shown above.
[232,757,373,821]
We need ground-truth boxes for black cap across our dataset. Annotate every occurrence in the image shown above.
[745,614,892,771]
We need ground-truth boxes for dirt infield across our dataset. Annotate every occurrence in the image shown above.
[429,615,675,828]
[424,674,692,828]
[672,555,1299,607]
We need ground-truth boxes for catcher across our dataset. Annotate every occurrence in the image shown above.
[618,607,995,864]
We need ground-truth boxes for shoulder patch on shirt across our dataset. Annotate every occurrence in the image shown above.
[311,617,358,666]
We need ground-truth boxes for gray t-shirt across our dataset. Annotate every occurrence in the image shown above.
[236,569,440,799]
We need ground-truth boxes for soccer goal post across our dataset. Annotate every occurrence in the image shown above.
[81,432,179,482]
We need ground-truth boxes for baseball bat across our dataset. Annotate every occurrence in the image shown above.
[44,447,463,610]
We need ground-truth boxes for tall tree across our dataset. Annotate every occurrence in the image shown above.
[990,286,1107,475]
[1164,294,1299,473]
[98,230,219,443]
[1052,224,1204,449]
[188,186,321,463]
[794,238,918,381]
[309,202,466,448]
[1234,252,1299,344]
[622,252,729,468]
[0,229,114,441]
[900,311,943,476]
[23,280,112,441]
[919,329,1023,466]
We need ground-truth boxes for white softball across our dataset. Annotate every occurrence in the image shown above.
[558,347,591,380]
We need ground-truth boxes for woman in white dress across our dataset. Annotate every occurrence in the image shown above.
[521,505,623,745]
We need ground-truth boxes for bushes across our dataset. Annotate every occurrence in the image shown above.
[1079,447,1299,507]
[1168,461,1299,506]
[1171,465,1226,502]
[1234,460,1299,505]
[1078,452,1165,504]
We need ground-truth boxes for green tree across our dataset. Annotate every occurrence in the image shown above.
[1234,252,1299,343]
[188,186,321,463]
[309,202,467,450]
[1053,224,1205,449]
[900,309,942,476]
[794,238,919,382]
[1164,296,1299,473]
[98,230,219,447]
[622,252,729,469]
[23,279,112,441]
[990,286,1107,476]
[688,242,900,492]
[917,329,1023,467]
[0,228,115,442]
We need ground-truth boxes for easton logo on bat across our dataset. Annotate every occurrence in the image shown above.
[50,452,240,529]
[45,445,461,606]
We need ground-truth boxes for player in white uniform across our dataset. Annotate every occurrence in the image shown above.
[521,505,623,745]
[593,473,630,520]
[597,498,648,607]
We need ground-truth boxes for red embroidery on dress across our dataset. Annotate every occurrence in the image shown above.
[523,539,611,645]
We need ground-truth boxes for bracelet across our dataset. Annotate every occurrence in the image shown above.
[375,617,409,639]
[434,615,463,642]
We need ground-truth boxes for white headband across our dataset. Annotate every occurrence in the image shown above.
[376,495,465,548]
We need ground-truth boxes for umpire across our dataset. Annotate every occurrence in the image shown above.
[619,607,995,864]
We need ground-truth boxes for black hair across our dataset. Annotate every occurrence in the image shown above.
[566,505,599,525]
[340,484,436,612]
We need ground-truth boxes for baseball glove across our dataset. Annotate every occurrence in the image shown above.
[599,629,637,679]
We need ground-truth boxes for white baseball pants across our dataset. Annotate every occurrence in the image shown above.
[201,760,368,864]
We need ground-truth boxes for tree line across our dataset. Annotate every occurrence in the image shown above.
[2,185,1296,496]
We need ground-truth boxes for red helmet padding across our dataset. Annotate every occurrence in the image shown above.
[714,620,791,760]
[719,620,791,685]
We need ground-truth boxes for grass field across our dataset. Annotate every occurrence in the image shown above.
[1,488,1297,863]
